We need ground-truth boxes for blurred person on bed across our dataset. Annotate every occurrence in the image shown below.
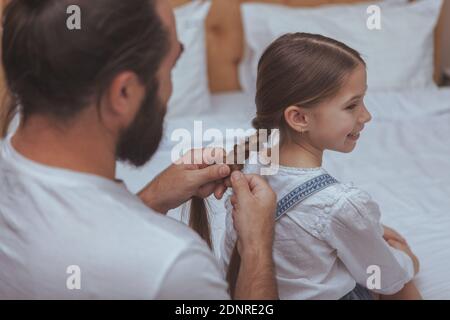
[0,0,278,299]
[220,33,421,300]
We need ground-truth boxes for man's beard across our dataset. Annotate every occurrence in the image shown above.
[115,86,166,167]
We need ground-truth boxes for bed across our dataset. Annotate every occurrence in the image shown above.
[117,0,450,299]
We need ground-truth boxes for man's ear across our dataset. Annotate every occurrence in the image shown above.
[102,71,145,128]
[283,105,310,134]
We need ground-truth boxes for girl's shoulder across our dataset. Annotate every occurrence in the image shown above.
[240,161,381,220]
[276,172,381,241]
[242,162,374,209]
[300,181,374,213]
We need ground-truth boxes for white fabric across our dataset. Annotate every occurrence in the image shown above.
[240,0,442,94]
[166,1,211,119]
[220,164,414,299]
[117,87,450,299]
[0,135,228,299]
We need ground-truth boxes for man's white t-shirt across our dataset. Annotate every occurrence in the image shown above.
[0,135,229,299]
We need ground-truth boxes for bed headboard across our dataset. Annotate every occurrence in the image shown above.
[171,0,444,93]
[0,0,10,137]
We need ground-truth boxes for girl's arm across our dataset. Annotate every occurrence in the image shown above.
[323,187,417,296]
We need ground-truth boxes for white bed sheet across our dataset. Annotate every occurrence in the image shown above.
[117,87,450,299]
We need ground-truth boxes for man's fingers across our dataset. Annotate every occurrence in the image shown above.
[192,164,230,186]
[213,183,227,200]
[232,209,238,230]
[203,147,226,165]
[175,148,226,166]
[230,194,238,207]
[231,173,276,207]
[175,148,201,165]
[198,181,228,199]
[245,174,275,199]
[224,177,232,188]
[230,171,252,202]
[196,181,217,198]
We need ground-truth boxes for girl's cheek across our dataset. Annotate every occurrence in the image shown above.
[343,112,357,130]
[331,113,352,134]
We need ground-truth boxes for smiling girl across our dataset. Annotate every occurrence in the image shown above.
[220,33,421,300]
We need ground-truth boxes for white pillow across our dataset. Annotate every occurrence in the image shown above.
[166,1,211,119]
[240,0,442,94]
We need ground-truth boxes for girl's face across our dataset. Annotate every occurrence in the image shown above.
[307,64,372,153]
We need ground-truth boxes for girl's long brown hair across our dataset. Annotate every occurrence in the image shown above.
[188,137,255,297]
[190,33,365,298]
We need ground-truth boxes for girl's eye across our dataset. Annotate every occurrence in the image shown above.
[346,104,357,110]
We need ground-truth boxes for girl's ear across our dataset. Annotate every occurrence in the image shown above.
[284,105,310,134]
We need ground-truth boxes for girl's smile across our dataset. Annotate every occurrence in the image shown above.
[347,132,360,141]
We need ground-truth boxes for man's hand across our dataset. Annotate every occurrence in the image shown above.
[229,171,277,255]
[138,148,230,214]
[228,171,278,300]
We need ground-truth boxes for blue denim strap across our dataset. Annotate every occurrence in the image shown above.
[276,174,338,220]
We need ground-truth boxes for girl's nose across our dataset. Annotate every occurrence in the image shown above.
[360,104,372,124]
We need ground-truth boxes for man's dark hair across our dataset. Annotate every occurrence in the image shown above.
[2,0,169,132]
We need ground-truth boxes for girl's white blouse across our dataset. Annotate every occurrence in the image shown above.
[220,164,415,300]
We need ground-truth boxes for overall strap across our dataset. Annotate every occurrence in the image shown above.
[276,173,338,221]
